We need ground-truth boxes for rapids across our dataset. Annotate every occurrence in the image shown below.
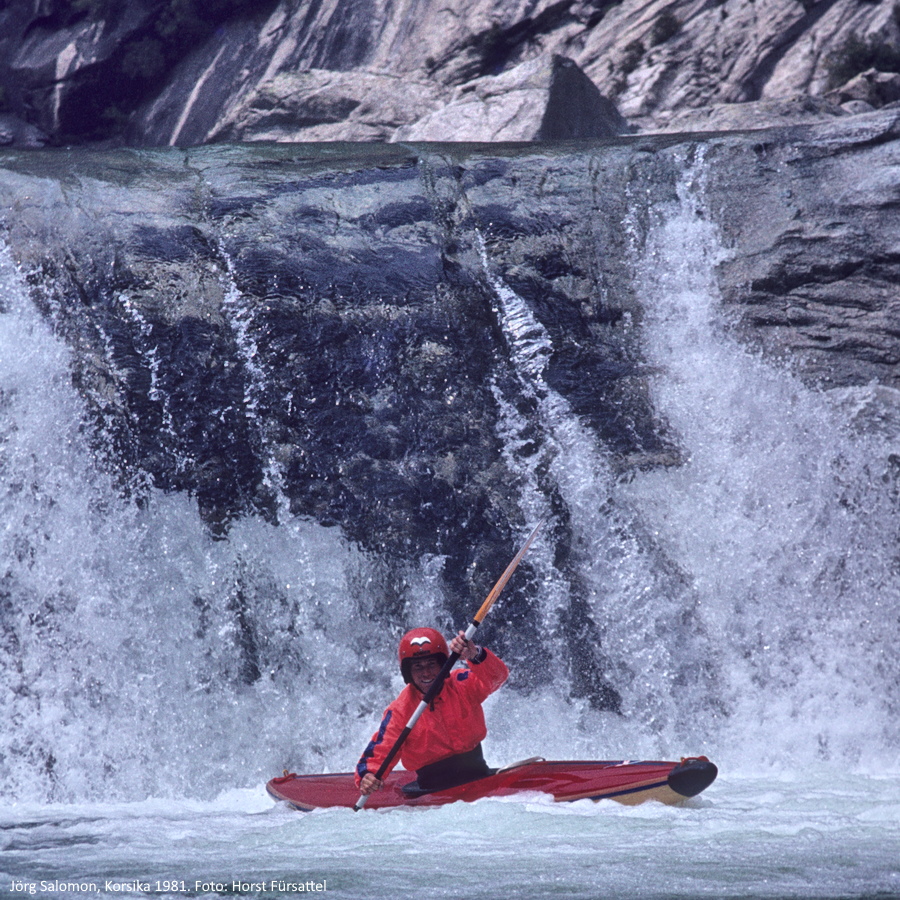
[0,148,898,898]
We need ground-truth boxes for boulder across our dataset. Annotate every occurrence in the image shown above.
[208,69,442,142]
[826,68,900,110]
[394,54,630,142]
[0,113,48,148]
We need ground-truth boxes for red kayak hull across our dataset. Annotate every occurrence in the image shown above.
[266,756,717,811]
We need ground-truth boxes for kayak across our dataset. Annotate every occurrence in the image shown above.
[266,756,717,811]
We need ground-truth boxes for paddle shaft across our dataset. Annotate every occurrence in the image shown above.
[353,520,544,811]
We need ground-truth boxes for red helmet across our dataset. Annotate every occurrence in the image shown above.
[398,627,449,683]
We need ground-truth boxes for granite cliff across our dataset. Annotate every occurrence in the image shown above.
[1,0,898,146]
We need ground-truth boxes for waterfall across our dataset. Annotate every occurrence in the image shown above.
[617,150,899,768]
[220,260,293,523]
[478,152,898,771]
[1,144,897,806]
[0,241,407,801]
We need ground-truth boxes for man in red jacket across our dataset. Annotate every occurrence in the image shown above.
[356,626,509,794]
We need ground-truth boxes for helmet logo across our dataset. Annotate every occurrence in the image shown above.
[410,636,431,646]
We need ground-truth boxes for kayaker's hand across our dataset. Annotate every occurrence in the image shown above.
[449,630,479,661]
[360,773,383,795]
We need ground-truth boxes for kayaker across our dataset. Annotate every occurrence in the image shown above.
[355,626,509,795]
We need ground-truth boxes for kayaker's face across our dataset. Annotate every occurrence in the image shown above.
[410,656,442,693]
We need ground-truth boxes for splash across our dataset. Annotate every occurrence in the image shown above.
[618,150,900,769]
[1,141,898,807]
[0,242,395,801]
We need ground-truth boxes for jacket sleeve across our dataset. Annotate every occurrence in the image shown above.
[354,702,405,787]
[462,647,509,701]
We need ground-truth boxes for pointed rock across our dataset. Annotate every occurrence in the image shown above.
[394,54,630,142]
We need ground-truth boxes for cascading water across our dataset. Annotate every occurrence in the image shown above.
[0,241,410,803]
[477,233,626,712]
[477,153,899,769]
[1,145,898,899]
[615,150,899,770]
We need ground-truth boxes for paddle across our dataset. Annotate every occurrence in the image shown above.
[353,518,545,811]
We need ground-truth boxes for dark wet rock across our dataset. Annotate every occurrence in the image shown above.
[1,108,899,703]
[708,109,900,389]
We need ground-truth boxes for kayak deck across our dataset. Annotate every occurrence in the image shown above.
[267,756,717,811]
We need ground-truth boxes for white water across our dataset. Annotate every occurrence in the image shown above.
[2,772,899,900]
[2,153,899,898]
[618,153,899,773]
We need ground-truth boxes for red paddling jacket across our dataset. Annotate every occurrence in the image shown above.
[355,649,509,786]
